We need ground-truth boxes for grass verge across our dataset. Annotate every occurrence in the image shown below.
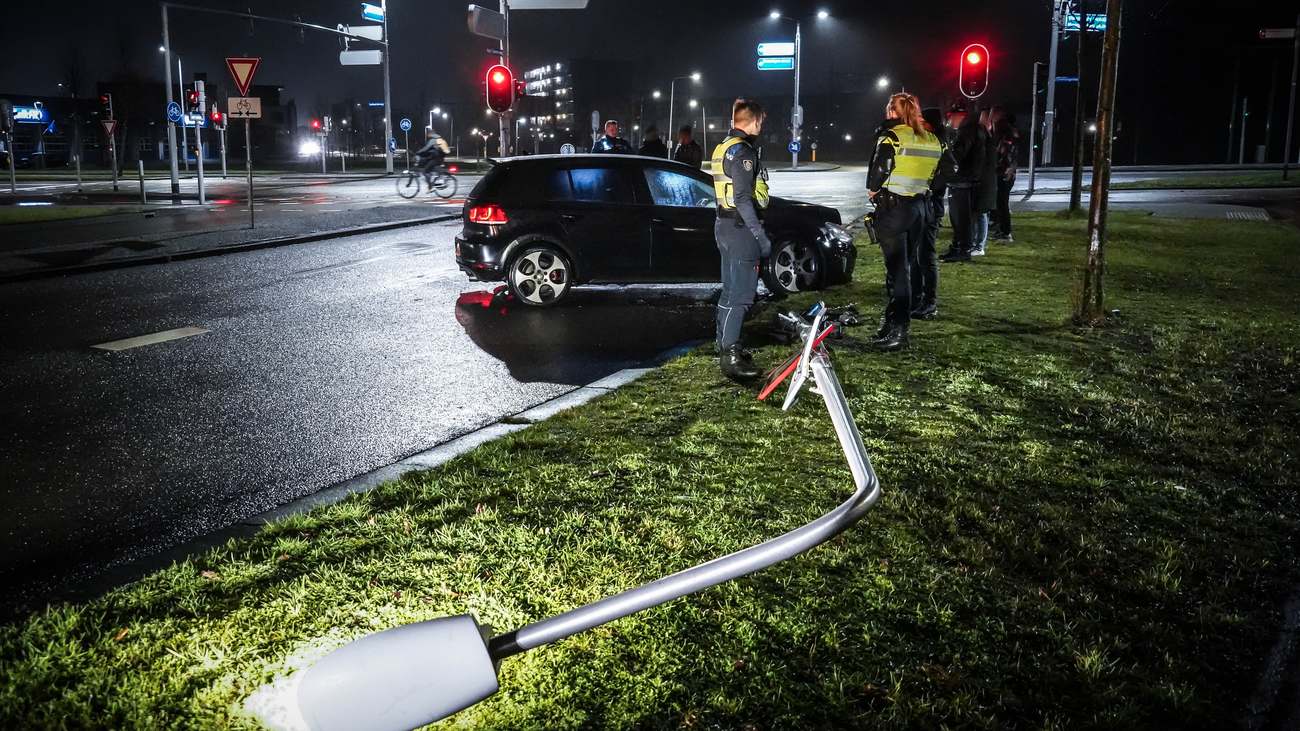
[1113,171,1300,189]
[0,205,143,225]
[1,212,1299,729]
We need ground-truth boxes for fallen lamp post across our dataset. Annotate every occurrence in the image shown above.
[293,303,882,730]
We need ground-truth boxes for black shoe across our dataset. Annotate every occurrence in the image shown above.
[911,302,938,320]
[872,325,910,351]
[940,249,971,263]
[874,315,890,339]
[720,344,760,380]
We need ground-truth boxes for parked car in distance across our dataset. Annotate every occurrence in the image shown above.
[454,154,857,306]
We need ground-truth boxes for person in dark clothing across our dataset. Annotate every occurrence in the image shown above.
[971,110,999,256]
[940,103,987,263]
[673,125,704,168]
[414,130,449,180]
[590,120,633,154]
[912,107,954,320]
[991,107,1018,242]
[866,92,943,351]
[711,99,773,380]
[638,125,669,158]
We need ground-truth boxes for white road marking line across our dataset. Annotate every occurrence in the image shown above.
[92,326,209,352]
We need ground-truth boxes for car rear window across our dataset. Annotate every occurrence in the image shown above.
[471,165,546,202]
[566,167,633,203]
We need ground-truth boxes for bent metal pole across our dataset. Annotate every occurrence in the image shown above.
[295,307,884,731]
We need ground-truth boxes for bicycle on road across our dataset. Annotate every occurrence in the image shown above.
[396,164,458,200]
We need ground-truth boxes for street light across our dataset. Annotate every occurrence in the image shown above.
[876,76,889,90]
[652,90,661,99]
[667,72,701,158]
[768,9,831,169]
[688,99,698,109]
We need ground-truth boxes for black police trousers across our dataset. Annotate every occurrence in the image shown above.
[947,184,975,254]
[911,194,943,309]
[715,218,761,350]
[874,192,928,328]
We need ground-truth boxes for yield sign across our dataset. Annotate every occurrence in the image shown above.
[101,119,117,136]
[225,57,261,97]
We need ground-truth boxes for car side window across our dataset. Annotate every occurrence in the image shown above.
[643,168,715,208]
[567,167,634,203]
[544,169,573,201]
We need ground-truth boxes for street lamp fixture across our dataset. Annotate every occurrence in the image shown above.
[767,10,828,169]
[876,76,889,90]
[817,8,829,19]
[667,73,702,153]
[690,71,701,82]
[769,9,781,19]
[843,133,852,142]
[688,99,698,109]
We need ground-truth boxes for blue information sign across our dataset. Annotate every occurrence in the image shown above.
[788,140,801,153]
[13,105,50,124]
[166,101,183,123]
[757,56,795,71]
[361,3,384,22]
[1064,12,1106,32]
[757,42,795,57]
[399,117,412,132]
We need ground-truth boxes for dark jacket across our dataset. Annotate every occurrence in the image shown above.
[976,127,999,212]
[591,135,632,154]
[639,137,668,158]
[865,118,897,193]
[673,139,704,169]
[995,121,1019,182]
[719,127,772,255]
[929,125,955,196]
[950,117,987,187]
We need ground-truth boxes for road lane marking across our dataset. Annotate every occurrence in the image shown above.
[92,327,209,352]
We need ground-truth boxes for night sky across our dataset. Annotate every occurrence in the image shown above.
[1,0,1296,163]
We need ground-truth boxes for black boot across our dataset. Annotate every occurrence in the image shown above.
[720,344,760,380]
[911,302,938,320]
[872,324,910,351]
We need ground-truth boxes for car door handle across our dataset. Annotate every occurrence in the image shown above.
[651,217,667,226]
[561,213,579,222]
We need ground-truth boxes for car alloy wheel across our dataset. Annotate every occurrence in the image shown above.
[769,238,822,293]
[508,247,571,306]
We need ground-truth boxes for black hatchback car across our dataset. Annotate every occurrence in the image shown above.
[454,154,856,306]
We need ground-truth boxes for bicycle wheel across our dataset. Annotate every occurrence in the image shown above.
[430,174,458,200]
[395,172,421,199]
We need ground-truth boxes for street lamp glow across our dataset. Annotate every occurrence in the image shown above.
[432,106,441,115]
[652,90,662,99]
[843,133,852,141]
[688,99,698,109]
[158,46,166,53]
[876,76,889,89]
[1088,123,1098,133]
[442,112,449,119]
[769,9,781,19]
[690,72,702,82]
[817,9,829,19]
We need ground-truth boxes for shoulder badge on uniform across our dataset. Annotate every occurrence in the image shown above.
[742,159,753,172]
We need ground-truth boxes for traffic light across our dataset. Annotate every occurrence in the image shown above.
[99,93,114,118]
[194,80,206,116]
[310,118,323,132]
[485,64,514,113]
[210,108,225,129]
[186,88,199,114]
[959,43,990,99]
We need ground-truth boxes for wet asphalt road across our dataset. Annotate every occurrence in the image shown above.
[0,221,716,612]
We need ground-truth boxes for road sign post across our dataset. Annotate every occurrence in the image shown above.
[400,117,412,169]
[138,159,146,204]
[102,118,119,192]
[227,57,262,228]
[194,80,206,204]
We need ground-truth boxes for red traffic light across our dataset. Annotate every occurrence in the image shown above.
[211,110,223,123]
[485,64,514,113]
[958,43,990,99]
[310,118,322,130]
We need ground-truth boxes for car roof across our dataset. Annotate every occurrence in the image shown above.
[489,153,700,170]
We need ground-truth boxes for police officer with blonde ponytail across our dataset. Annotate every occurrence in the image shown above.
[711,98,772,380]
[866,92,943,351]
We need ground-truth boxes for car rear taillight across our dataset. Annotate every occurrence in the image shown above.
[468,204,508,225]
[447,165,460,174]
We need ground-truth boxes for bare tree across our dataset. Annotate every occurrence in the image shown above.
[1075,0,1124,323]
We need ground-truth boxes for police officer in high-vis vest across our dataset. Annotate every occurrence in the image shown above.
[866,92,943,351]
[711,98,772,380]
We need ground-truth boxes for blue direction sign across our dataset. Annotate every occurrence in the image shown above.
[399,117,412,132]
[1064,12,1106,32]
[757,41,795,57]
[788,140,801,153]
[361,2,384,22]
[166,101,183,123]
[758,56,795,71]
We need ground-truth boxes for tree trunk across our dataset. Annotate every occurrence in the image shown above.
[1076,0,1124,324]
[1069,11,1089,212]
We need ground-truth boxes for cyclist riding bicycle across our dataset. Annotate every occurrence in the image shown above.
[414,130,451,182]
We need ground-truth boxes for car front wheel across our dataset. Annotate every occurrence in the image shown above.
[506,245,572,307]
[765,236,823,294]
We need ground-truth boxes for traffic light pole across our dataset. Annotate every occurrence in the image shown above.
[220,123,227,178]
[498,0,510,158]
[178,57,189,173]
[107,95,119,192]
[1284,12,1300,180]
[382,0,394,174]
[1028,61,1042,197]
[161,5,180,200]
[1042,0,1062,166]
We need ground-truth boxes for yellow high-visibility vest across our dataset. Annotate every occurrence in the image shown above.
[881,123,942,196]
[710,136,770,210]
